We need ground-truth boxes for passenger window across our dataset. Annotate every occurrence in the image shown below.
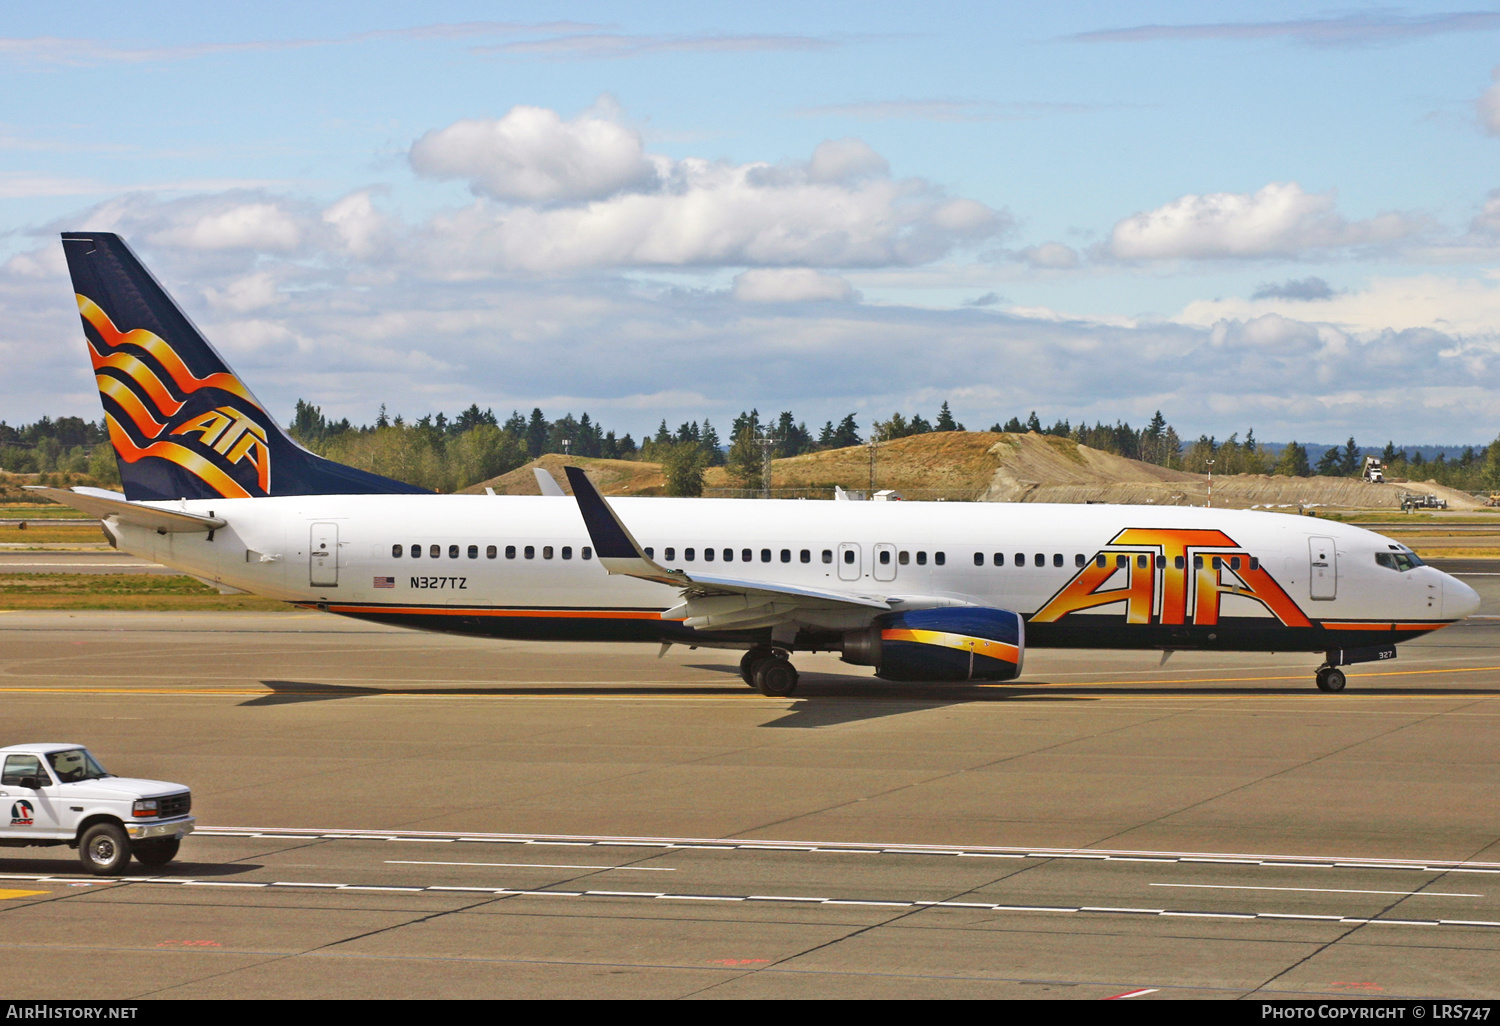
[900,551,910,565]
[1016,553,1025,567]
[1136,554,1147,569]
[1116,555,1128,569]
[974,552,984,567]
[743,549,753,562]
[1053,554,1063,568]
[1075,554,1085,567]
[882,551,894,566]
[1230,556,1240,570]
[487,545,497,559]
[703,548,714,562]
[543,546,554,559]
[506,545,516,559]
[823,550,833,564]
[723,549,733,562]
[800,550,810,563]
[761,549,771,563]
[935,552,946,566]
[1249,557,1259,570]
[1194,555,1204,569]
[1174,555,1185,570]
[525,545,535,559]
[781,549,791,563]
[392,544,402,558]
[468,545,478,559]
[843,549,855,564]
[1034,553,1044,567]
[1,754,45,786]
[562,546,572,560]
[645,547,654,558]
[582,547,592,560]
[430,544,440,558]
[916,551,927,566]
[665,547,675,561]
[1156,555,1166,569]
[449,544,459,559]
[411,544,421,558]
[1096,554,1107,569]
[685,548,695,561]
[994,553,1005,566]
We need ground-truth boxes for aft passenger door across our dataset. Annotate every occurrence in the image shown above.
[310,522,339,588]
[838,542,862,582]
[1309,535,1336,600]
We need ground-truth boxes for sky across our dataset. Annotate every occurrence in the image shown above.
[4,2,1500,446]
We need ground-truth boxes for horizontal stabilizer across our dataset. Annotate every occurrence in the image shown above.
[25,485,225,533]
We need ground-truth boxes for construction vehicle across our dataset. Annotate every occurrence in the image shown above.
[1362,456,1385,483]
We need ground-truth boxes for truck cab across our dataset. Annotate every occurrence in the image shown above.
[0,743,195,874]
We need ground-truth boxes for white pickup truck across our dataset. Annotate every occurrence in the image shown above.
[0,743,195,874]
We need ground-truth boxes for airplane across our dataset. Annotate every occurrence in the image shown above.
[35,231,1482,697]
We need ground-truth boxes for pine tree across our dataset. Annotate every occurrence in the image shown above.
[1341,437,1360,476]
[1275,442,1311,477]
[935,402,957,432]
[526,408,548,458]
[832,414,861,448]
[700,420,724,465]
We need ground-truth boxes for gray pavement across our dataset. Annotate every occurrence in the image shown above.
[1,610,1499,998]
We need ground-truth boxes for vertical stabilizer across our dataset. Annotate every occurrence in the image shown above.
[61,232,427,500]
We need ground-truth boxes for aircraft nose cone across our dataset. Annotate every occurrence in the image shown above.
[1445,574,1482,619]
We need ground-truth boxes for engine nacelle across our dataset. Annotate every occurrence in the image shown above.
[840,607,1025,682]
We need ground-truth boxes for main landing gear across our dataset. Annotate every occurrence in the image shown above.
[739,646,800,697]
[1315,665,1347,692]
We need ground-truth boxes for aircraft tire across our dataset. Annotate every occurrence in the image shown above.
[740,647,771,686]
[754,657,799,697]
[1316,667,1346,692]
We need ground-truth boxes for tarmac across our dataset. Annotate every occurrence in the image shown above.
[1,574,1499,999]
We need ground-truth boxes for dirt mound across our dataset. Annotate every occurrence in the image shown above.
[463,433,1484,509]
[462,453,665,496]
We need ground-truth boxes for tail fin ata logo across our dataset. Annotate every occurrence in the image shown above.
[1032,527,1310,628]
[77,293,273,498]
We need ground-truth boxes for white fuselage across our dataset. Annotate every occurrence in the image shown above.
[102,495,1478,655]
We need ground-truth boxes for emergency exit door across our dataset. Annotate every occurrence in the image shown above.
[1308,535,1336,600]
[310,523,339,587]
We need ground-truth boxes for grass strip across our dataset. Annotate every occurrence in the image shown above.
[0,573,288,611]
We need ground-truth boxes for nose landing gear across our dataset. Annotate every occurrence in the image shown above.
[739,646,800,696]
[1315,665,1347,692]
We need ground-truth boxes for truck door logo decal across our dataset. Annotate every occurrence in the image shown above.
[77,293,272,498]
[1032,527,1311,627]
[10,800,33,826]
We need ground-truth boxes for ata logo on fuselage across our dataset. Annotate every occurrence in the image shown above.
[1032,528,1311,628]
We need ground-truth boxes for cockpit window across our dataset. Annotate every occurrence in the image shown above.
[46,748,108,783]
[1375,551,1424,572]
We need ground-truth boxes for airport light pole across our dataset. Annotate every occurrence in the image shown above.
[1205,459,1214,508]
[868,436,878,497]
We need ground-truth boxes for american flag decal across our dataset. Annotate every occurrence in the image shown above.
[373,576,395,589]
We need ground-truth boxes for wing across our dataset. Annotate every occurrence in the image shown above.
[563,466,890,631]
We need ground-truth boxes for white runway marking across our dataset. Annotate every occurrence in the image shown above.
[385,859,676,872]
[195,826,1500,874]
[1,871,1492,932]
[1151,883,1482,897]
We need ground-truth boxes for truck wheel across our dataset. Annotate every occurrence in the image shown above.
[133,838,180,867]
[79,822,131,875]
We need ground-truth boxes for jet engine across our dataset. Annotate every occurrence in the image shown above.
[840,607,1024,682]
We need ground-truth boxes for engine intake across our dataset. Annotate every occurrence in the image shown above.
[841,606,1024,682]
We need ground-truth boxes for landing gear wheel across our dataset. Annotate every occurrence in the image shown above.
[79,822,131,875]
[739,647,773,687]
[1315,666,1346,692]
[753,656,800,697]
[133,838,180,867]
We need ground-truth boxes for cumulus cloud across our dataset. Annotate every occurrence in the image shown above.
[1106,182,1423,260]
[1251,276,1336,301]
[148,200,304,252]
[403,108,1008,273]
[409,105,658,202]
[732,268,856,303]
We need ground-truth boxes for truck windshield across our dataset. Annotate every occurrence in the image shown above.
[46,749,108,782]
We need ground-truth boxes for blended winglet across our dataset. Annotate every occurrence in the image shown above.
[563,466,684,586]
